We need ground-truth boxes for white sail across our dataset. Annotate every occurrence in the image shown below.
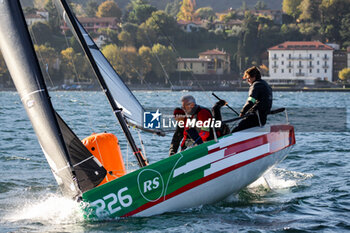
[63,13,145,128]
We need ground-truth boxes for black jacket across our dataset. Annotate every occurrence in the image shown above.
[169,125,184,156]
[241,79,272,125]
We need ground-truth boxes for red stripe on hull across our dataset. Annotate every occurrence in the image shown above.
[123,142,293,217]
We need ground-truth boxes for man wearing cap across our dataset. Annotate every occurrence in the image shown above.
[232,66,272,132]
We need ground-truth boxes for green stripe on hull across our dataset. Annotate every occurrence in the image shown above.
[82,140,216,219]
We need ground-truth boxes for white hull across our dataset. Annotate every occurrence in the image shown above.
[136,125,293,216]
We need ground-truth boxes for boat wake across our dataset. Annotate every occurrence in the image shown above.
[225,167,313,203]
[3,193,84,225]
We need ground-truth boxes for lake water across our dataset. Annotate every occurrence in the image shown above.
[0,91,349,232]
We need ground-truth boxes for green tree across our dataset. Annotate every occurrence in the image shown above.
[101,45,141,83]
[340,13,350,47]
[195,7,215,20]
[101,44,120,72]
[151,43,176,82]
[44,0,60,34]
[298,22,320,40]
[0,52,8,78]
[60,47,92,83]
[280,23,303,41]
[221,11,239,22]
[339,68,350,83]
[138,46,153,83]
[255,0,268,10]
[118,46,142,82]
[98,28,120,45]
[177,0,196,21]
[86,1,99,17]
[29,21,53,45]
[137,22,157,47]
[122,22,139,35]
[240,13,259,68]
[144,10,179,40]
[70,3,85,17]
[165,0,181,17]
[96,1,122,20]
[127,0,157,24]
[34,0,46,9]
[34,44,60,83]
[0,52,11,87]
[282,0,302,20]
[319,0,350,44]
[298,0,321,22]
[118,31,134,46]
[61,47,76,81]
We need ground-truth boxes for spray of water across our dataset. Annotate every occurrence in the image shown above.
[248,167,313,191]
[4,193,84,225]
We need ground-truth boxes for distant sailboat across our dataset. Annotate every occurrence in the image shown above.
[0,0,295,218]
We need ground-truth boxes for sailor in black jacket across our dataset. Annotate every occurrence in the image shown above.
[232,66,272,132]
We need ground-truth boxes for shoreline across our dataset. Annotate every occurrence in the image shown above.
[1,87,350,92]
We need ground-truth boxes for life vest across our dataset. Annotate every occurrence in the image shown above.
[190,105,215,141]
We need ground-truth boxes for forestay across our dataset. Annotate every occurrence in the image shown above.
[57,5,145,128]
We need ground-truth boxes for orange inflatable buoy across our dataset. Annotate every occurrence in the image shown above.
[82,132,126,186]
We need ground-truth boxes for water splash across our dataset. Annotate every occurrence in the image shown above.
[4,193,84,225]
[248,167,313,190]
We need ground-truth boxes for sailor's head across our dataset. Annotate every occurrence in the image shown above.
[173,107,186,122]
[243,66,261,85]
[181,95,196,115]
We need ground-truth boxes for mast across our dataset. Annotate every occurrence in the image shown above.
[55,0,148,167]
[0,0,80,197]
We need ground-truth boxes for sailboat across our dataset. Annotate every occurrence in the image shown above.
[0,0,295,218]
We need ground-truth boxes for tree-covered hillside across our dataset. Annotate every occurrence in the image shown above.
[20,0,283,11]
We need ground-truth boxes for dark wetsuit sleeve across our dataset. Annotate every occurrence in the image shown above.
[169,125,184,156]
[241,83,261,115]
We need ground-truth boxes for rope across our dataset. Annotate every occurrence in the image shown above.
[137,129,147,159]
[54,5,97,135]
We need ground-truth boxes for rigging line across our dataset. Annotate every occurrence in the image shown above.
[72,155,95,168]
[137,129,147,159]
[55,5,96,135]
[28,28,56,89]
[126,142,129,172]
[115,47,153,90]
[143,29,175,88]
[57,9,89,88]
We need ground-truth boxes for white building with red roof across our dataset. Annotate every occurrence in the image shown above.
[267,41,334,83]
[177,20,206,32]
[177,49,230,75]
[61,17,119,33]
[25,12,49,26]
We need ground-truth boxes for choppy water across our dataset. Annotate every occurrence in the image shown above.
[0,91,349,232]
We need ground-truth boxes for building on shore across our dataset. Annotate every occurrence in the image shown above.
[176,49,230,75]
[25,11,49,26]
[329,45,348,82]
[267,41,334,85]
[177,20,207,32]
[61,17,119,33]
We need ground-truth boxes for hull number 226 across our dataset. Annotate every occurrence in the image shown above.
[91,187,132,217]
